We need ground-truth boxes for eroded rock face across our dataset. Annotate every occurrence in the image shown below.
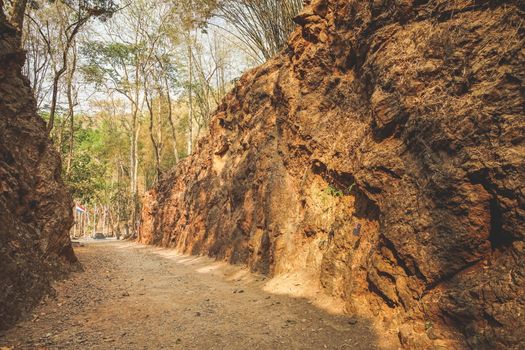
[140,1,525,348]
[0,13,76,330]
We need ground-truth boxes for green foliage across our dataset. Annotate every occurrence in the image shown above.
[320,182,356,199]
[57,114,129,208]
[81,41,148,91]
[67,149,107,204]
[323,184,344,198]
[79,63,106,86]
[65,121,107,203]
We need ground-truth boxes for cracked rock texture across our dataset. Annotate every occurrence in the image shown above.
[0,11,77,330]
[140,1,525,348]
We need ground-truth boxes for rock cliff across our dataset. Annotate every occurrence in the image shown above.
[0,10,77,330]
[140,0,525,348]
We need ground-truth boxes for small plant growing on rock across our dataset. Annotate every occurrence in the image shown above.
[323,185,344,197]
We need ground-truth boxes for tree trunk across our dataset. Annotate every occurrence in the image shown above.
[187,40,193,155]
[47,70,65,134]
[65,43,77,176]
[145,87,161,183]
[46,17,88,134]
[129,101,139,237]
[158,59,179,164]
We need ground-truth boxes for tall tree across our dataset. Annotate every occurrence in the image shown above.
[157,55,180,164]
[65,39,78,175]
[22,8,52,109]
[44,0,117,134]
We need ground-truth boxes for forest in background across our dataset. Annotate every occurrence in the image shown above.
[3,0,303,238]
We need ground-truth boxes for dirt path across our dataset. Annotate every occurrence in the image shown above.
[0,241,386,349]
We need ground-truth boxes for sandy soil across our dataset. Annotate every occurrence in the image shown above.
[0,241,389,349]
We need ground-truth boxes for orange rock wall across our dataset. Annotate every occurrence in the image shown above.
[0,11,76,330]
[140,1,525,348]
